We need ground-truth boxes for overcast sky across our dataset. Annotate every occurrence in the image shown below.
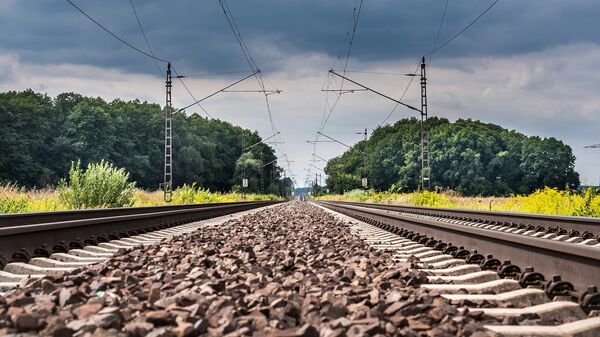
[1,0,599,188]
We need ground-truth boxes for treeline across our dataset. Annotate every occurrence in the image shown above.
[0,90,289,194]
[325,118,580,196]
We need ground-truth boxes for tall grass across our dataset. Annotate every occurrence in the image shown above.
[0,185,280,214]
[319,187,600,217]
[58,160,136,209]
[0,162,280,214]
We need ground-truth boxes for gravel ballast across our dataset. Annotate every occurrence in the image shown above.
[0,202,500,337]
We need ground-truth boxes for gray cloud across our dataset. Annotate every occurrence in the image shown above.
[1,0,600,75]
[1,0,600,187]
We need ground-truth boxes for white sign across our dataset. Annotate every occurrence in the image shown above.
[242,178,248,188]
[361,177,368,188]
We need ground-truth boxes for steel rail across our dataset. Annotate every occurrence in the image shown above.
[0,201,250,228]
[316,201,600,292]
[327,200,600,239]
[0,201,282,268]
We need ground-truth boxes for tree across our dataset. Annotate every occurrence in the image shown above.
[325,117,580,196]
[0,90,286,193]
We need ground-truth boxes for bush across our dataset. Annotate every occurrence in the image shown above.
[58,160,136,209]
[172,183,198,204]
[0,195,31,213]
[408,190,455,208]
[172,183,280,204]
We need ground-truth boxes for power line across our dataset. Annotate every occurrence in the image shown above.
[178,70,251,77]
[427,0,500,56]
[66,0,285,188]
[430,0,449,63]
[216,0,284,154]
[319,0,365,133]
[217,0,289,177]
[379,0,499,127]
[311,0,366,182]
[128,0,162,76]
[341,70,412,75]
[377,61,421,127]
[218,0,259,73]
[171,66,214,119]
[64,0,169,63]
[126,0,213,119]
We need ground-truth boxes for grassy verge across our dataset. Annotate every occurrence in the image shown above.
[318,187,600,217]
[0,184,280,214]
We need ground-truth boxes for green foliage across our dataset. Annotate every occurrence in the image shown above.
[320,187,600,217]
[0,195,31,213]
[58,160,136,209]
[407,190,454,208]
[344,189,370,201]
[172,183,198,204]
[574,189,600,217]
[0,90,286,194]
[325,118,580,196]
[170,182,279,204]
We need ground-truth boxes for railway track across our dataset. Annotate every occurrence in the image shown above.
[316,200,600,336]
[1,200,599,336]
[329,200,600,241]
[0,201,280,291]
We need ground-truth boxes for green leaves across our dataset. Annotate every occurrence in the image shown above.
[0,90,284,194]
[57,160,136,209]
[325,117,580,196]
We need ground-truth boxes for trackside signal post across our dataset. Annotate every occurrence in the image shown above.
[164,63,173,202]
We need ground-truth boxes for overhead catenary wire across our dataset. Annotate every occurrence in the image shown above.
[216,0,285,156]
[179,70,251,78]
[68,0,215,118]
[310,0,366,186]
[128,0,162,76]
[128,0,213,119]
[426,0,500,56]
[430,0,449,63]
[378,0,499,127]
[65,0,288,188]
[171,66,214,119]
[64,0,169,63]
[376,54,421,127]
[319,0,365,134]
[377,0,449,128]
[217,0,290,181]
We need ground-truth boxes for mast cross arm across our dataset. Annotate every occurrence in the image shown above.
[328,70,422,113]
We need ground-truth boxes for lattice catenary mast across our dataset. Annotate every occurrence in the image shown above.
[326,56,431,190]
[164,63,173,202]
[420,57,430,190]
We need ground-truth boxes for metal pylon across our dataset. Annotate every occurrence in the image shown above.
[420,56,431,190]
[164,62,173,202]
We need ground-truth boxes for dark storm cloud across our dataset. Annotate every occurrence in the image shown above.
[1,0,599,75]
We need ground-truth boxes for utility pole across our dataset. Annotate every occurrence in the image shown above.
[362,128,368,189]
[163,62,173,202]
[328,64,432,192]
[420,56,431,191]
[260,150,264,194]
